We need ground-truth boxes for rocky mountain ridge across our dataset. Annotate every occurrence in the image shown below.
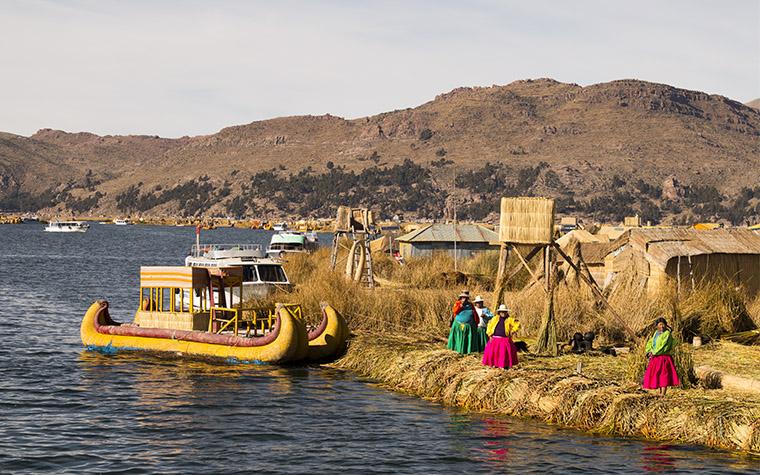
[1,78,759,224]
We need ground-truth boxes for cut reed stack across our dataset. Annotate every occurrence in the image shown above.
[334,335,760,455]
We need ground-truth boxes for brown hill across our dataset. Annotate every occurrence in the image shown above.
[747,98,760,110]
[1,78,759,224]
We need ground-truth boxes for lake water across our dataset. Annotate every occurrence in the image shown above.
[0,223,757,473]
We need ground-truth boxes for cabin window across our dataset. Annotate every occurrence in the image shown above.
[140,287,150,310]
[162,288,171,312]
[181,289,191,312]
[243,265,258,282]
[257,265,287,283]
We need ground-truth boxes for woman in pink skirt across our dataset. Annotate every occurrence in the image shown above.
[642,317,680,396]
[482,304,519,369]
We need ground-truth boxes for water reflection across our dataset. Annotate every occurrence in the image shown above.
[641,445,677,473]
[480,417,512,463]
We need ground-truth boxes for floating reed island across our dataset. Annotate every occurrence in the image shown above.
[334,335,759,454]
[270,248,760,455]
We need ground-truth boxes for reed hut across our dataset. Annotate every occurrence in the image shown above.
[593,228,760,296]
[396,223,498,259]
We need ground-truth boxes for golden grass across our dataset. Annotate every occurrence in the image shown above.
[746,295,760,328]
[272,252,760,453]
[692,341,760,381]
[333,335,760,454]
[274,249,476,335]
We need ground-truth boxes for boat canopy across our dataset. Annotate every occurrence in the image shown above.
[140,266,210,289]
[271,233,306,245]
[140,266,245,289]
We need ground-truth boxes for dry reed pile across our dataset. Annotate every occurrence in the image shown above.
[505,266,758,347]
[279,251,760,453]
[333,335,760,454]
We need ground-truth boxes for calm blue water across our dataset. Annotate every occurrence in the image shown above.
[0,223,757,473]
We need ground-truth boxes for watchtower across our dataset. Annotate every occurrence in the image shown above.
[330,206,377,288]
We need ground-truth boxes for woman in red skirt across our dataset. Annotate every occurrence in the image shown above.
[482,304,519,369]
[642,317,681,396]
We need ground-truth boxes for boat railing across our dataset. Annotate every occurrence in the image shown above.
[209,306,240,335]
[209,303,303,337]
[191,243,264,257]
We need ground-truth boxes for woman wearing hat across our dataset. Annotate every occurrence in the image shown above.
[447,290,481,354]
[642,317,680,396]
[473,295,494,351]
[482,304,519,369]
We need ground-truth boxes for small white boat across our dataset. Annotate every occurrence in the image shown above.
[272,222,288,232]
[113,218,131,226]
[44,220,90,233]
[266,231,319,258]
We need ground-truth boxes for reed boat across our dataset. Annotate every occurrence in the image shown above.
[81,265,348,363]
[307,303,349,361]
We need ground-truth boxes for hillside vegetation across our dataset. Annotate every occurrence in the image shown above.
[2,79,760,224]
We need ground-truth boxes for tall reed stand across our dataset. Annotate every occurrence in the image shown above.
[535,245,558,355]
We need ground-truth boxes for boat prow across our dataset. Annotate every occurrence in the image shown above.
[81,300,305,363]
[306,302,349,361]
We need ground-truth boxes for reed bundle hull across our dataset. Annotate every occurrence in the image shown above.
[81,301,348,363]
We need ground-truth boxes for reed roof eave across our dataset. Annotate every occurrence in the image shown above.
[613,228,760,269]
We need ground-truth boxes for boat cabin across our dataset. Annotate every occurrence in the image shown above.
[185,244,291,300]
[134,265,277,336]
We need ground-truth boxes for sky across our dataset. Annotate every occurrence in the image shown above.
[0,0,758,137]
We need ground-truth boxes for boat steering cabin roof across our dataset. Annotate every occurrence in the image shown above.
[270,233,306,245]
[139,266,244,289]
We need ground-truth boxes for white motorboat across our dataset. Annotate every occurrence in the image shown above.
[266,231,319,258]
[113,218,131,226]
[44,220,90,233]
[185,243,292,302]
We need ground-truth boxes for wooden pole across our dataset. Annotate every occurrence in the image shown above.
[492,243,510,307]
[535,245,558,355]
[514,245,547,294]
[551,242,636,340]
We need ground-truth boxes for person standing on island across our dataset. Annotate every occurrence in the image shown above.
[642,317,681,396]
[447,290,480,354]
[482,304,519,369]
[473,295,494,351]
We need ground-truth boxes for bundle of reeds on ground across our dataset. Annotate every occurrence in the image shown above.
[277,251,760,452]
[333,335,760,454]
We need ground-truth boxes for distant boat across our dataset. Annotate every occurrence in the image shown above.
[272,222,288,232]
[44,220,89,233]
[113,218,131,226]
[266,231,319,258]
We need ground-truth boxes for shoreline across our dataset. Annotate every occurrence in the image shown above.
[330,334,760,456]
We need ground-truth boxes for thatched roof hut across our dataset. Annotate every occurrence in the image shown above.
[593,228,760,295]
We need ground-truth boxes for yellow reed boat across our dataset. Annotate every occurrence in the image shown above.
[80,265,348,363]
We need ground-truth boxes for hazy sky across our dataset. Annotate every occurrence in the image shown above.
[1,0,758,137]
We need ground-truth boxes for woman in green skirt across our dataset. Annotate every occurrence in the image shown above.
[447,290,481,354]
